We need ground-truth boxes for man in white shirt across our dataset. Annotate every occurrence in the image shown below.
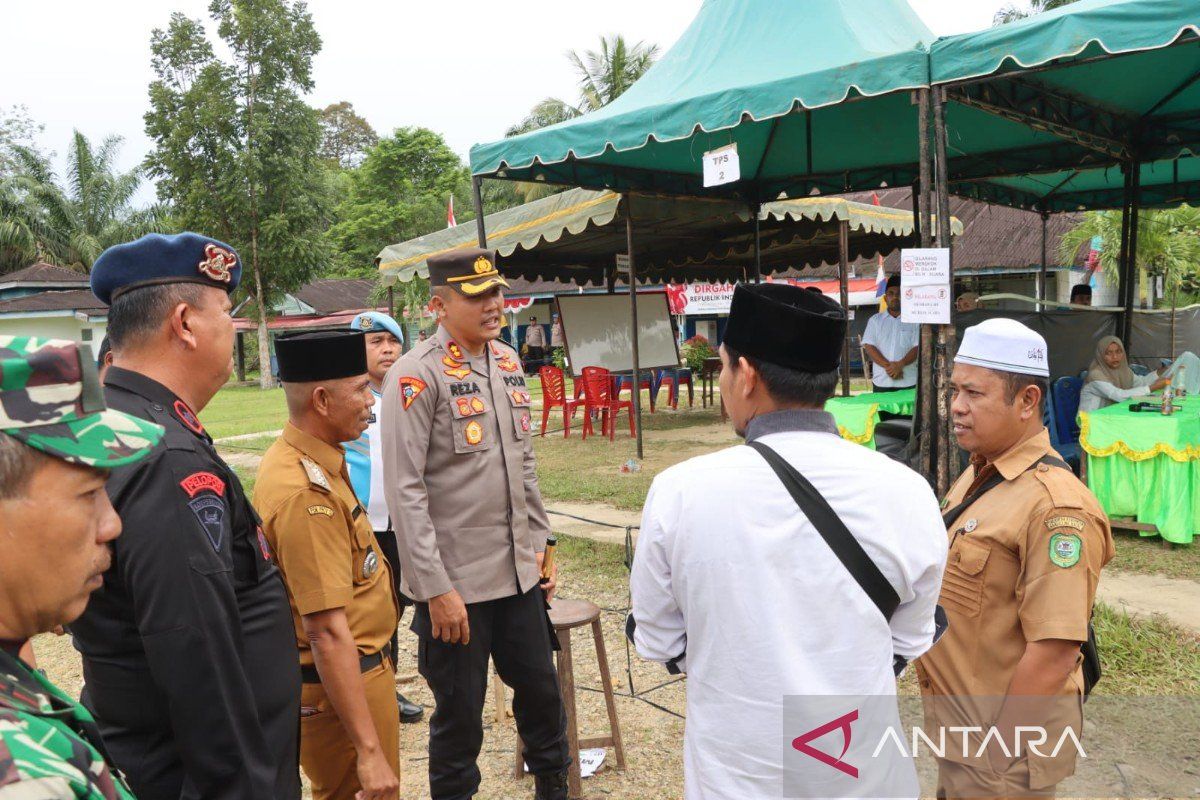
[630,283,948,800]
[862,274,919,391]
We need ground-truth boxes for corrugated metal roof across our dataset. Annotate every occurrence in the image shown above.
[0,289,107,315]
[0,263,90,286]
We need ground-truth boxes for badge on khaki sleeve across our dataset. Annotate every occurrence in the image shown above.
[307,505,334,517]
[398,376,427,410]
[1046,515,1085,531]
[465,420,484,446]
[1049,533,1082,568]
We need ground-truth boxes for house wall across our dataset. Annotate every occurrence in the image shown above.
[0,316,108,358]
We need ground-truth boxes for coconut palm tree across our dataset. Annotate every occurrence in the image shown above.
[993,0,1080,26]
[0,131,166,272]
[504,35,659,202]
[1059,206,1200,307]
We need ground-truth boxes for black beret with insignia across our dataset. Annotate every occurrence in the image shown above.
[90,232,242,306]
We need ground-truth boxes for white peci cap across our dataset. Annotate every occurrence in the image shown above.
[954,318,1050,377]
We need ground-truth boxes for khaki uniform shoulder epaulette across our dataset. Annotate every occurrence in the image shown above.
[300,456,331,493]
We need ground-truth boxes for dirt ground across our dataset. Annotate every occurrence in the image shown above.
[30,540,687,800]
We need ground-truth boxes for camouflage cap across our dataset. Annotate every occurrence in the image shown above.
[0,336,163,468]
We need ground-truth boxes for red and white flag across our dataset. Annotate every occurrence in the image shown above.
[447,196,457,228]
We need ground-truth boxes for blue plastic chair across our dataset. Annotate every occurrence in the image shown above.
[1045,381,1081,474]
[1053,376,1084,442]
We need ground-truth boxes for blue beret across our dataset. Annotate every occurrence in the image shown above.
[91,232,242,306]
[349,311,404,344]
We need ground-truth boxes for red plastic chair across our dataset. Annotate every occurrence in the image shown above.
[614,372,656,413]
[656,367,694,410]
[538,366,583,437]
[580,366,635,441]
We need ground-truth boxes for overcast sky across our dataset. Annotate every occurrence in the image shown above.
[5,0,1004,205]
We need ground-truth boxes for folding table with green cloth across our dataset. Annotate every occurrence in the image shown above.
[1080,395,1200,545]
[824,388,916,449]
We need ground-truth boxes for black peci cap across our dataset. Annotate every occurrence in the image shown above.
[722,283,846,373]
[274,330,367,383]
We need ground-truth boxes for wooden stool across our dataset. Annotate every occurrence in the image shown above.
[512,598,625,798]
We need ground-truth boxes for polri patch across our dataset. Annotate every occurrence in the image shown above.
[188,495,226,552]
[497,359,520,373]
[1046,515,1085,531]
[307,505,334,517]
[1049,533,1082,568]
[180,471,226,498]
[456,397,486,417]
[399,376,427,410]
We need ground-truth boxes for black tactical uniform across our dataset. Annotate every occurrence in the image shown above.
[71,366,301,800]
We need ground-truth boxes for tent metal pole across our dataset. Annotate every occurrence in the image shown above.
[1039,211,1049,312]
[1124,162,1142,347]
[917,88,935,487]
[933,86,957,494]
[838,219,851,397]
[626,203,644,460]
[1116,164,1133,330]
[472,176,487,247]
[910,180,922,244]
[752,204,763,284]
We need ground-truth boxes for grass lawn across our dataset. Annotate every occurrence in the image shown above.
[1110,531,1200,582]
[201,384,287,439]
[532,405,736,511]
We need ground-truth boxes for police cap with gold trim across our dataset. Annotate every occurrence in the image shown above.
[427,248,509,296]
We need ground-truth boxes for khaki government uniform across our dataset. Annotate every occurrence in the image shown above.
[915,429,1114,798]
[380,324,568,799]
[254,423,401,800]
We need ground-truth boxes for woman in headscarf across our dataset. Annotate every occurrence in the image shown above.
[1079,336,1170,412]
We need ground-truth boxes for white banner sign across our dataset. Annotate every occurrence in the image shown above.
[703,143,740,187]
[900,248,950,324]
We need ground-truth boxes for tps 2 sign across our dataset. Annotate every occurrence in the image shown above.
[703,144,740,187]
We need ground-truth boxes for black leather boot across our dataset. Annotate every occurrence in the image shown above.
[396,692,423,723]
[533,769,569,800]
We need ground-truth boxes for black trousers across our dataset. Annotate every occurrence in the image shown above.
[412,587,569,800]
[373,529,409,664]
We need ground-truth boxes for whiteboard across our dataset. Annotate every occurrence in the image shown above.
[556,293,680,378]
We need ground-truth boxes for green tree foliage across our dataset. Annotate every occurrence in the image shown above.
[505,35,658,202]
[1060,206,1200,307]
[993,0,1080,26]
[0,131,165,273]
[0,105,45,179]
[319,101,378,169]
[145,0,331,387]
[327,127,470,276]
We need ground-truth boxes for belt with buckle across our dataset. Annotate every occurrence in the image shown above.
[300,651,384,684]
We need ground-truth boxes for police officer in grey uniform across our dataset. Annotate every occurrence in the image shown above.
[381,248,569,800]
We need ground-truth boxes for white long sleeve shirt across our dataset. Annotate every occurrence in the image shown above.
[1078,371,1158,412]
[630,410,947,800]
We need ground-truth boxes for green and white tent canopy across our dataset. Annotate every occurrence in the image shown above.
[470,0,1200,214]
[933,0,1200,212]
[469,0,936,200]
[376,188,960,287]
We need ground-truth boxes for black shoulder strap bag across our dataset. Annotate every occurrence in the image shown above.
[747,441,946,677]
[943,454,1101,698]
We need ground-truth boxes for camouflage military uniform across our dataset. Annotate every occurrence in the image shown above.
[0,336,163,799]
[0,648,135,799]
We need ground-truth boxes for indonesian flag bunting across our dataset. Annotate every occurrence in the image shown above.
[447,196,457,228]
